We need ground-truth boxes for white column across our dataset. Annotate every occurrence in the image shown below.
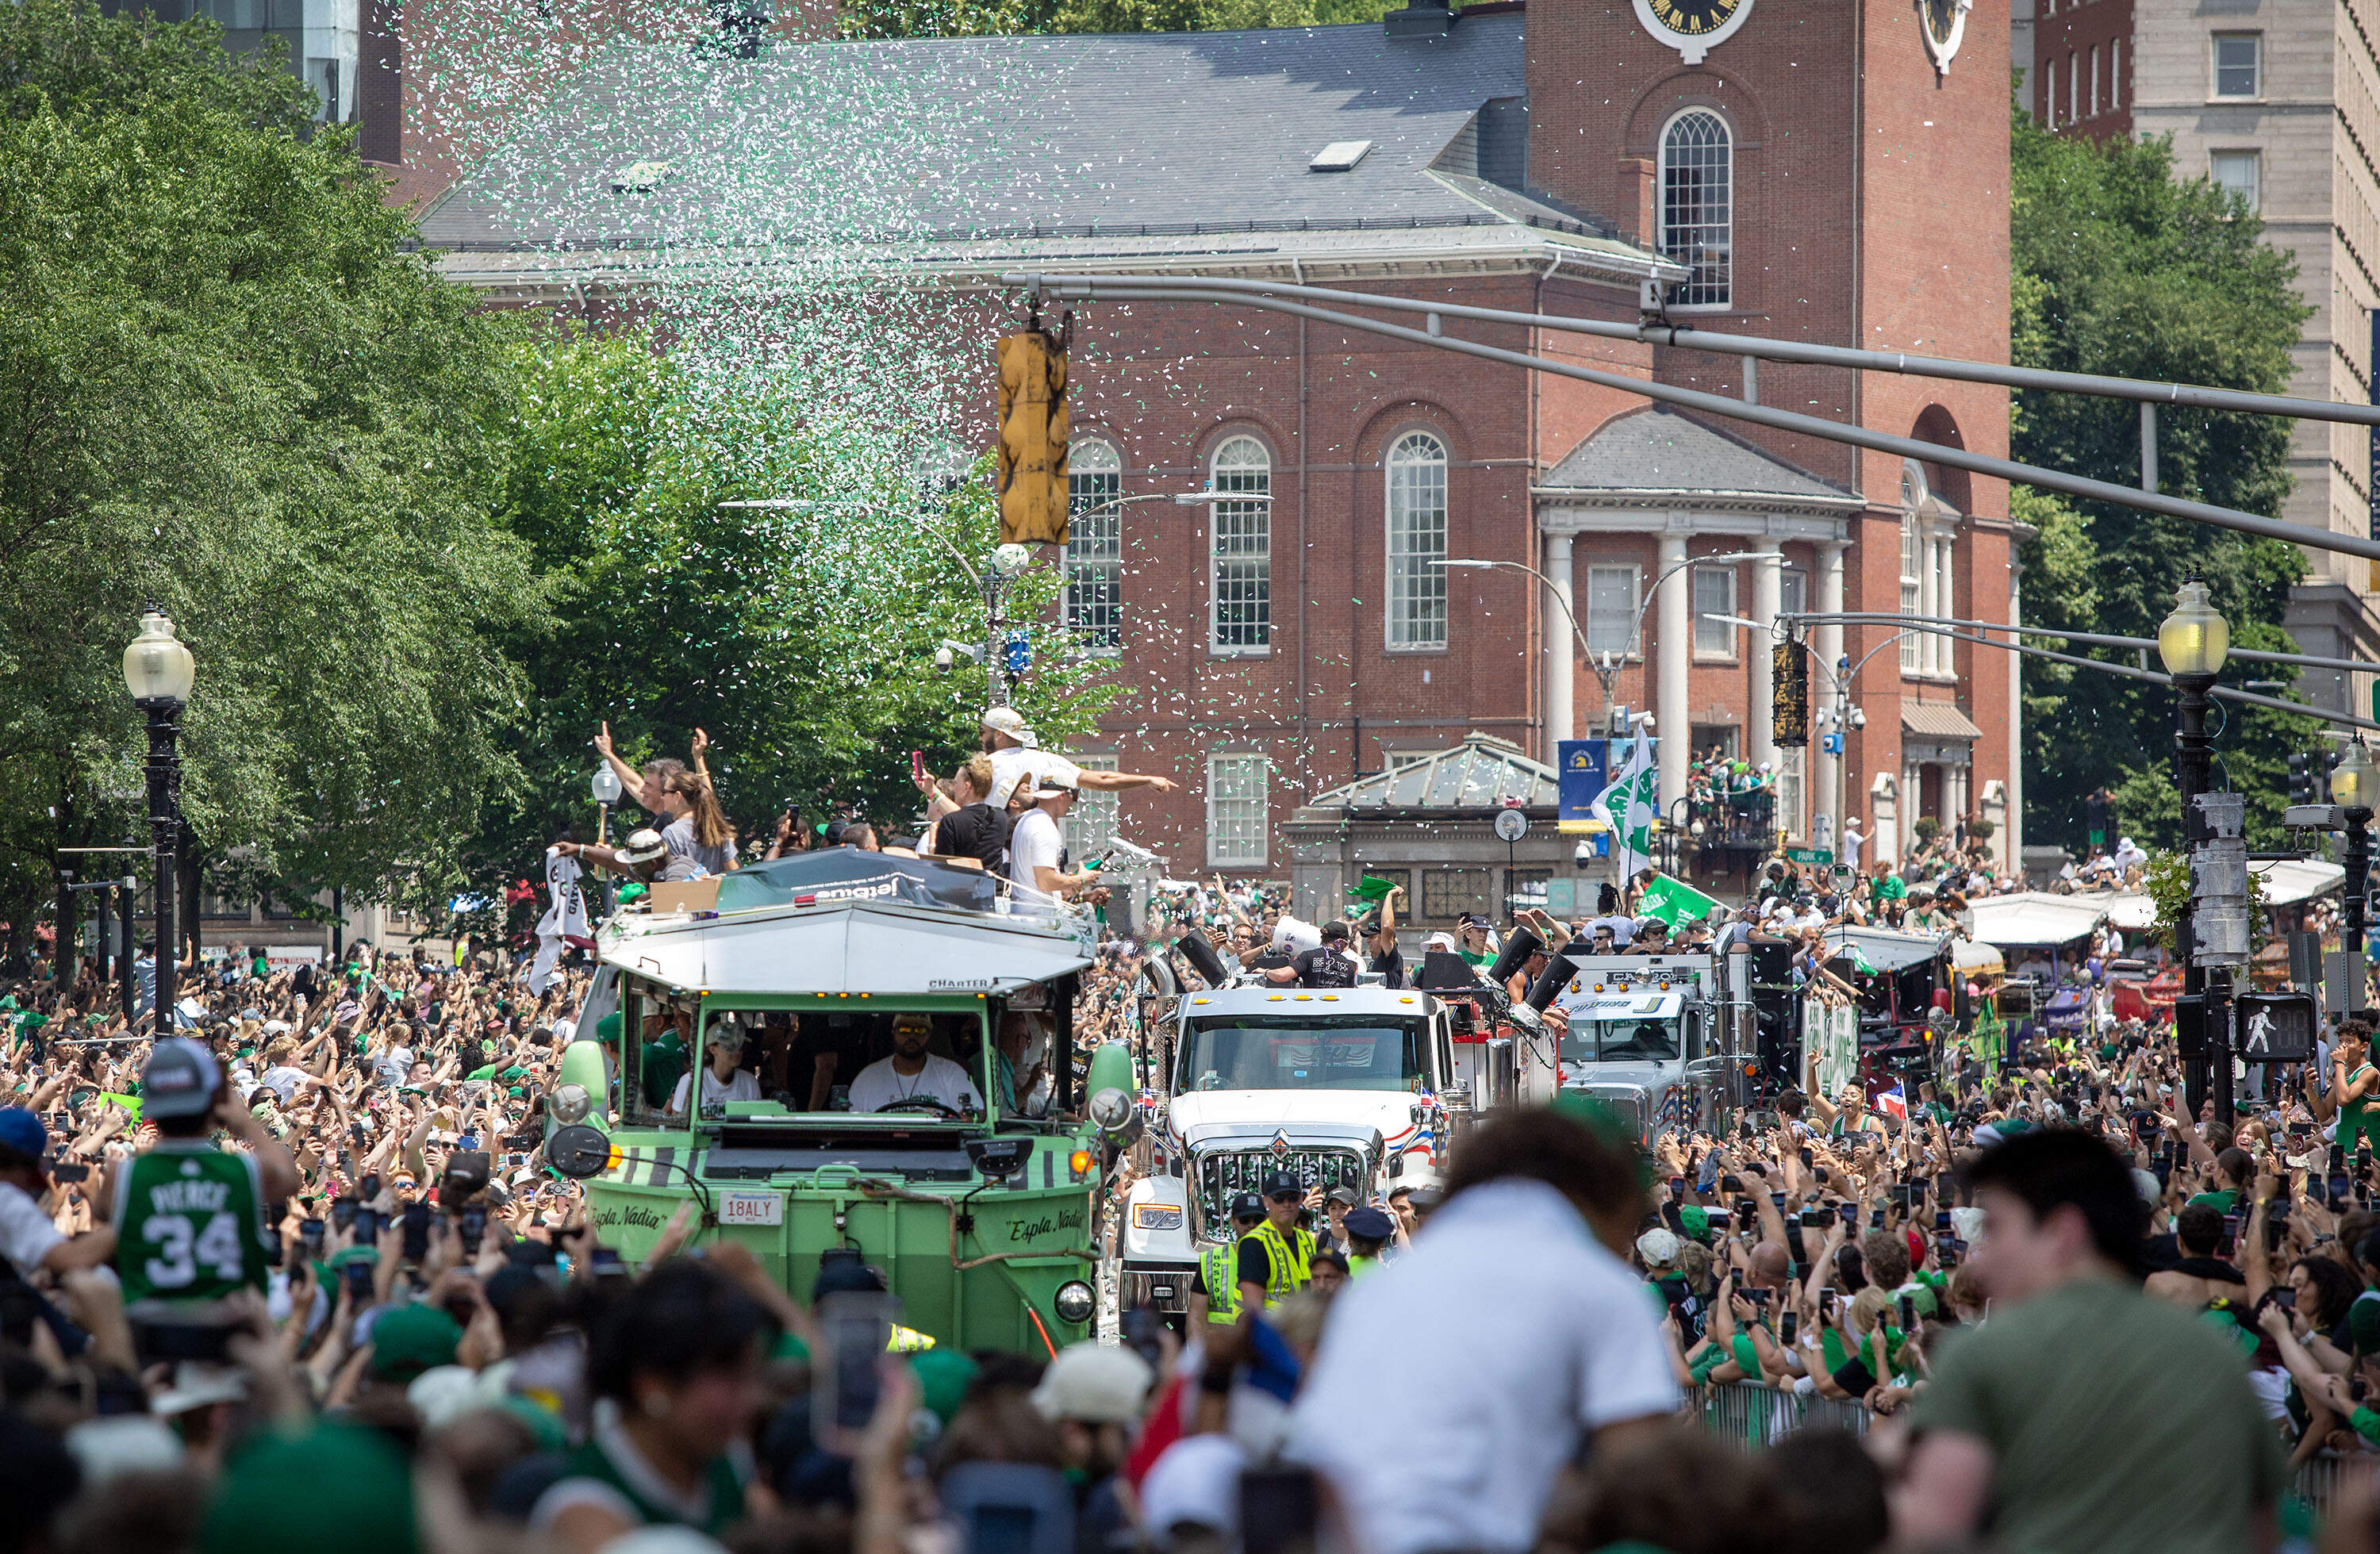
[1750,550,1783,773]
[1543,531,1575,755]
[1917,528,1940,676]
[1815,539,1848,858]
[1657,532,1690,809]
[1872,773,1899,866]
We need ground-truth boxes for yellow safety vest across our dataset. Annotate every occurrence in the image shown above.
[1242,1222,1314,1306]
[1200,1243,1241,1324]
[1349,1253,1384,1280]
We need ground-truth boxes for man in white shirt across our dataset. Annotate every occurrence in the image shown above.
[668,1023,762,1115]
[847,1015,985,1115]
[979,706,1177,809]
[1842,816,1867,872]
[1006,783,1107,903]
[0,1109,116,1278]
[1288,1105,1676,1554]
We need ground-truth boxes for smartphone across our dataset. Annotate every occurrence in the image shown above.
[1936,1208,1952,1233]
[1799,1207,1823,1227]
[1242,1466,1321,1554]
[1935,1173,1955,1203]
[1121,1306,1166,1374]
[1870,1206,1887,1230]
[2333,1144,2350,1174]
[49,1161,88,1184]
[1668,1176,1688,1199]
[298,1218,326,1257]
[1737,1201,1758,1228]
[1747,1287,1771,1308]
[331,1198,357,1234]
[589,1245,628,1278]
[342,1257,375,1300]
[360,1173,382,1203]
[2333,1172,2356,1203]
[1771,1192,1787,1211]
[2274,1287,2298,1310]
[353,1207,380,1245]
[1779,1310,1798,1346]
[911,750,927,786]
[814,1291,896,1437]
[401,1202,431,1263]
[1799,1146,1815,1168]
[1898,1294,1917,1332]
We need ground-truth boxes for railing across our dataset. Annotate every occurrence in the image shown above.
[1689,1383,2360,1514]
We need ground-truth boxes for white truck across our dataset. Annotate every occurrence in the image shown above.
[1546,950,1752,1139]
[1116,984,1519,1314]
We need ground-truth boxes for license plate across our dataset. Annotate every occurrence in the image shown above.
[717,1190,784,1227]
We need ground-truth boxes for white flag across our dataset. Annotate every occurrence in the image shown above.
[1589,725,1660,881]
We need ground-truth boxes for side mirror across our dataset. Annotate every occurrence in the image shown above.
[1088,1087,1140,1140]
[546,1124,613,1180]
[1683,1057,1731,1087]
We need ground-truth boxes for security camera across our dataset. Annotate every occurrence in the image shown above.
[933,646,954,675]
[1575,838,1593,869]
[1848,706,1868,729]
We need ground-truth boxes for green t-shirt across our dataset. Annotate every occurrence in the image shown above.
[110,1139,274,1307]
[2340,1065,2379,1154]
[640,1036,687,1111]
[1912,1277,2288,1554]
[2186,1190,2240,1214]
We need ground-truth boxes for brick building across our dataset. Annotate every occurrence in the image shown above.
[420,0,2017,924]
[2031,0,2380,716]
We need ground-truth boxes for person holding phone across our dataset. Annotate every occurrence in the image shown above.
[0,1108,117,1279]
[2332,1021,2379,1157]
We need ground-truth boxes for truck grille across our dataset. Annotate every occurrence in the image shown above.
[1194,1146,1366,1238]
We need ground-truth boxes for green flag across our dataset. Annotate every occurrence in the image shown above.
[100,1091,143,1120]
[1638,873,1720,927]
[1345,875,1399,904]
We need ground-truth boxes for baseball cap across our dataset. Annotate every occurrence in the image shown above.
[1261,1171,1302,1199]
[199,1422,416,1554]
[2351,1293,2380,1357]
[981,706,1031,740]
[1636,1227,1681,1268]
[1140,1434,1247,1548]
[1229,1191,1266,1222]
[0,1107,45,1159]
[1342,1206,1395,1240]
[141,1038,222,1121]
[1030,1341,1154,1425]
[1325,1185,1360,1207]
[367,1302,463,1382]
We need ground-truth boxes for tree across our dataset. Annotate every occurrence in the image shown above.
[838,0,1396,39]
[470,332,1122,899]
[2011,109,2318,852]
[0,0,543,966]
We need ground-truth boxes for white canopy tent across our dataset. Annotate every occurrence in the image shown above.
[1968,891,2111,950]
[2250,858,2345,907]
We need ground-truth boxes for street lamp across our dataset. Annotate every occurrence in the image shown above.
[1441,551,1779,737]
[591,764,623,844]
[122,607,194,1028]
[2157,574,2230,1121]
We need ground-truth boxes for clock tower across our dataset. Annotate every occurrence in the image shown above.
[1522,0,2017,867]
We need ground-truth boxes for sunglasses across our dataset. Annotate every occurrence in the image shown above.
[1265,1190,1303,1203]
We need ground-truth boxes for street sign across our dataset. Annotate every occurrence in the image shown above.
[1494,808,1530,843]
[1557,739,1609,834]
[1786,847,1833,865]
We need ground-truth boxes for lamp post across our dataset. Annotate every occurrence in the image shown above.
[122,608,195,1029]
[2158,575,2230,1120]
[2334,740,2375,1014]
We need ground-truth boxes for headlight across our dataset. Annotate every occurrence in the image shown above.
[1054,1280,1096,1324]
[549,1084,593,1126]
[1132,1203,1184,1231]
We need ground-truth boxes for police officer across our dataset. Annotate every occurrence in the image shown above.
[102,1037,298,1356]
[1193,1191,1269,1326]
[1342,1205,1395,1278]
[1238,1171,1317,1314]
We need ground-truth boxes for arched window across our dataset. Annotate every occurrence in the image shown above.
[1385,432,1449,649]
[1900,462,1925,672]
[1660,109,1732,308]
[1210,436,1271,653]
[1065,439,1123,650]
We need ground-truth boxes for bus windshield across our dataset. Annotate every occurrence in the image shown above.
[1557,1016,1683,1065]
[1177,1015,1426,1093]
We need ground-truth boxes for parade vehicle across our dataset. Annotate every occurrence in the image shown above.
[1114,978,1543,1314]
[1546,950,1752,1138]
[541,849,1140,1353]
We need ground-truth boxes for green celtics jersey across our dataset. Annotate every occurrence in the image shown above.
[112,1140,273,1305]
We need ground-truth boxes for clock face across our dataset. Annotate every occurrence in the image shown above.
[1633,0,1752,63]
[1648,0,1742,38]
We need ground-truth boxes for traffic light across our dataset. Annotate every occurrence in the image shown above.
[2288,751,2315,807]
[1772,639,1808,747]
[995,327,1069,547]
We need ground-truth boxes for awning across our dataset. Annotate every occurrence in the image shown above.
[1823,927,1948,974]
[1902,702,1983,740]
[2100,893,2157,931]
[1951,940,2005,973]
[2251,858,2346,907]
[1969,891,2109,948]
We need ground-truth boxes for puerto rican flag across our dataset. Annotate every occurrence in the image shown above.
[1876,1083,1908,1123]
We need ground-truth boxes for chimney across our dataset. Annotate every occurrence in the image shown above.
[1384,0,1453,38]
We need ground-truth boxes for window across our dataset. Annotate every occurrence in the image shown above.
[1065,440,1123,650]
[1586,565,1640,657]
[1931,531,1954,671]
[1690,723,1740,761]
[1207,754,1269,866]
[1507,868,1553,914]
[1900,463,1925,672]
[2112,39,2122,107]
[1209,438,1271,652]
[1660,109,1732,309]
[2045,62,2058,126]
[2068,52,2079,117]
[1780,566,1807,618]
[1385,432,1449,649]
[1692,565,1737,658]
[2211,151,2261,212]
[1422,868,1494,922]
[1776,750,1805,843]
[1067,755,1120,861]
[2089,46,2099,116]
[2213,33,2260,98]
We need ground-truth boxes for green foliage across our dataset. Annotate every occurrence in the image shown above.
[2141,846,2269,957]
[0,0,543,951]
[475,333,1123,887]
[839,0,1395,39]
[2011,106,2318,852]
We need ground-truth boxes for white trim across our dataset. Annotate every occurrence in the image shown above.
[1206,753,1270,869]
[1631,0,1756,66]
[1208,435,1273,657]
[1386,429,1450,652]
[1655,106,1733,310]
[1584,563,1643,659]
[1691,563,1739,661]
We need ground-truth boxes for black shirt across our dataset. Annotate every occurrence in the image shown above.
[1292,946,1359,988]
[1370,942,1406,989]
[933,803,1012,871]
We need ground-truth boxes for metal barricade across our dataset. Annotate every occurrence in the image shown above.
[1689,1382,1871,1448]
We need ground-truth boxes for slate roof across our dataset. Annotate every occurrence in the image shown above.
[1299,731,1557,812]
[416,13,1676,281]
[1537,407,1860,505]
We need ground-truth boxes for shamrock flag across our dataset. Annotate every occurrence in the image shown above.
[1638,873,1722,927]
[1589,721,1660,880]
